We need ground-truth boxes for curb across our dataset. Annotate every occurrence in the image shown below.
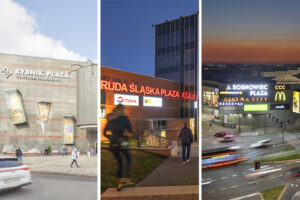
[30,170,97,178]
[277,185,288,200]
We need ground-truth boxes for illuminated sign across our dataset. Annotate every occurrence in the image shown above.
[114,94,139,106]
[270,104,290,110]
[101,80,196,100]
[143,96,162,107]
[219,102,244,107]
[3,89,27,125]
[226,84,268,91]
[223,97,268,102]
[275,91,286,102]
[220,91,243,95]
[293,91,300,113]
[275,85,286,90]
[244,104,268,111]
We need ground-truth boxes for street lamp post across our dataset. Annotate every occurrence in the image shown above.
[264,113,267,135]
[238,106,241,134]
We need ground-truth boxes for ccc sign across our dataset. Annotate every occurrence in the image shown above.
[275,85,286,90]
[275,91,286,101]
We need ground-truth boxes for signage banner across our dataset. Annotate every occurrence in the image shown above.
[293,91,300,113]
[37,102,51,135]
[114,94,139,106]
[143,96,162,107]
[244,104,269,111]
[63,116,75,144]
[3,89,27,124]
[270,104,290,110]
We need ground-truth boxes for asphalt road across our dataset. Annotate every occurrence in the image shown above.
[0,172,97,200]
[202,133,300,200]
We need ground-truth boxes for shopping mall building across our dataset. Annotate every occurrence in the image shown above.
[0,54,97,153]
[101,66,198,141]
[202,73,300,131]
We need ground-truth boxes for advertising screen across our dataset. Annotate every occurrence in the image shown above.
[63,116,75,144]
[114,94,139,106]
[143,96,162,107]
[244,104,269,111]
[293,91,300,113]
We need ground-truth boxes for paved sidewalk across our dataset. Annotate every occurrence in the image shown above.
[23,155,97,177]
[102,143,199,199]
[138,142,199,187]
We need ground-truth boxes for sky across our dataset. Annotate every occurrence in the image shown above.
[101,0,198,76]
[203,0,300,64]
[0,0,97,61]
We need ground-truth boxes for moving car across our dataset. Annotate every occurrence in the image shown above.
[202,178,212,185]
[214,131,229,137]
[219,135,236,142]
[250,139,273,148]
[285,167,300,179]
[0,156,32,192]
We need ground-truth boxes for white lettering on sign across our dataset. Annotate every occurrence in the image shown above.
[249,90,268,96]
[114,94,139,106]
[275,105,285,109]
[231,84,268,91]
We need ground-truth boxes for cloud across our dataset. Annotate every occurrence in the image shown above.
[0,0,87,61]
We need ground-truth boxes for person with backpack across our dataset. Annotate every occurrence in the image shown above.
[70,148,79,168]
[178,122,194,164]
[103,104,134,191]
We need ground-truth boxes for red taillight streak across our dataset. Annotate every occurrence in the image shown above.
[0,167,29,172]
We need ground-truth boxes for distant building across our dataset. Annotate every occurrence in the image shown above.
[154,13,198,121]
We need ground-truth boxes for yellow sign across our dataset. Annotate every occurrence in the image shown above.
[275,91,286,102]
[293,91,300,113]
[3,89,27,124]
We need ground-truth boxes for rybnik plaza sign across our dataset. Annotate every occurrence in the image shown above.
[1,67,70,82]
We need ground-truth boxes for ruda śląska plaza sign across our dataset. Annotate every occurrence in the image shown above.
[101,80,197,100]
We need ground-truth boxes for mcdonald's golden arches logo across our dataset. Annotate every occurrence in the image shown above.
[275,91,286,101]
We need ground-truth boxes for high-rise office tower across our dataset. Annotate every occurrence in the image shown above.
[154,13,198,119]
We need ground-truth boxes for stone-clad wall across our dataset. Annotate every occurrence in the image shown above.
[0,54,93,153]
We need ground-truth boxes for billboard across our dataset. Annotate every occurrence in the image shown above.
[63,115,75,144]
[114,94,139,106]
[37,102,51,135]
[293,91,300,113]
[3,89,27,124]
[244,104,268,111]
[143,96,162,107]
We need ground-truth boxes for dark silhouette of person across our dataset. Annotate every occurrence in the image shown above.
[178,122,194,164]
[103,104,133,190]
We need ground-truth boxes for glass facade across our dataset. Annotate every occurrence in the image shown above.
[155,13,198,119]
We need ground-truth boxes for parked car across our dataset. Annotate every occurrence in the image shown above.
[214,131,229,137]
[0,156,32,192]
[219,135,236,142]
[250,139,273,148]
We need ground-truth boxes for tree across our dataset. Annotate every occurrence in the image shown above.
[132,120,150,147]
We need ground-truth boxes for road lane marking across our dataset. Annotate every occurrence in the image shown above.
[208,191,214,193]
[248,182,255,184]
[242,172,247,175]
[230,185,238,188]
[232,174,238,177]
[221,177,228,179]
[230,193,261,200]
[219,188,226,191]
[278,174,283,177]
[211,179,217,182]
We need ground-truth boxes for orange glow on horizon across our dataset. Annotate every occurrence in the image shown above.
[203,40,300,64]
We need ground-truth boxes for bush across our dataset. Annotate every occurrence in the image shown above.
[47,146,52,153]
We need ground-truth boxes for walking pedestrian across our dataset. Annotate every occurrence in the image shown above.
[62,147,67,157]
[178,122,193,164]
[70,148,79,168]
[103,104,134,191]
[16,146,23,163]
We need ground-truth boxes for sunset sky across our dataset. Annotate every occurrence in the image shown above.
[203,0,300,64]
